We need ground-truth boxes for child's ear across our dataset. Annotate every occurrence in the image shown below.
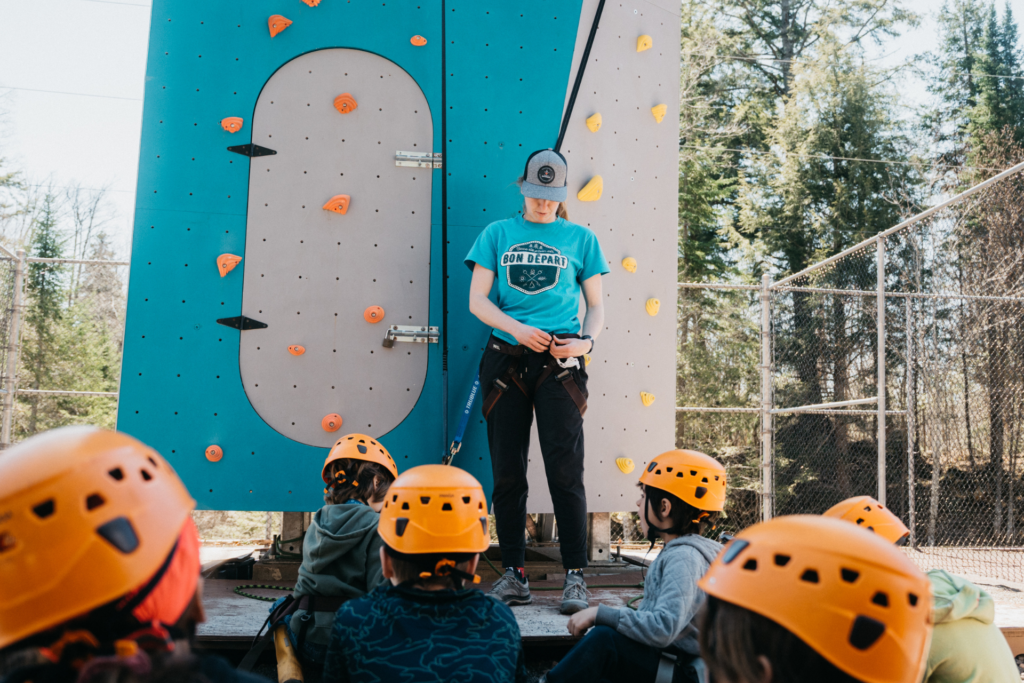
[380,546,395,580]
[660,496,673,521]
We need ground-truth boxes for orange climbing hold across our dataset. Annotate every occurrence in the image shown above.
[205,445,223,462]
[322,195,351,215]
[322,414,343,432]
[333,93,358,114]
[364,306,385,323]
[220,117,244,133]
[410,35,428,46]
[300,0,321,6]
[268,15,292,37]
[288,345,305,356]
[217,254,242,277]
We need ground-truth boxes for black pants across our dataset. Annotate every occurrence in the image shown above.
[545,626,661,683]
[479,338,589,569]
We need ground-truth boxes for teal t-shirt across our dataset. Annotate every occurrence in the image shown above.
[465,215,609,345]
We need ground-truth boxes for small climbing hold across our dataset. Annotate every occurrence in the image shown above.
[322,414,343,432]
[364,306,385,323]
[205,445,223,462]
[622,257,637,273]
[616,457,635,474]
[268,15,292,37]
[584,354,592,367]
[217,254,242,277]
[651,104,667,123]
[640,392,656,407]
[323,195,351,215]
[646,298,660,316]
[637,35,652,52]
[220,117,244,133]
[410,35,427,46]
[577,175,603,202]
[288,345,305,356]
[333,93,358,114]
[300,0,320,6]
[586,113,602,132]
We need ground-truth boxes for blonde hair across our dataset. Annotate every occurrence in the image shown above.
[516,177,570,221]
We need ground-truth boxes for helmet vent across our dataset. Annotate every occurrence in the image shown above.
[478,502,484,510]
[442,503,453,511]
[864,506,873,512]
[714,475,720,481]
[701,477,708,483]
[140,469,153,481]
[908,592,919,606]
[721,539,749,564]
[848,615,886,650]
[647,462,657,473]
[479,517,488,534]
[395,518,409,537]
[147,456,158,468]
[108,468,124,481]
[690,470,697,476]
[800,569,820,583]
[392,495,398,502]
[855,517,865,525]
[841,568,860,583]
[401,502,410,510]
[86,493,105,511]
[32,500,55,519]
[694,486,708,499]
[462,496,471,504]
[676,472,684,478]
[871,591,889,607]
[357,444,368,454]
[666,467,673,473]
[420,496,431,505]
[773,554,791,567]
[742,559,757,571]
[97,516,140,553]
[0,532,15,553]
[654,469,662,475]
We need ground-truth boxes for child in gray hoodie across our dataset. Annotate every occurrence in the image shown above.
[285,434,398,667]
[545,449,726,683]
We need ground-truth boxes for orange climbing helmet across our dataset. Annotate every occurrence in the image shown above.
[378,465,489,555]
[699,515,933,683]
[0,427,196,651]
[823,495,911,546]
[321,433,399,484]
[639,449,727,511]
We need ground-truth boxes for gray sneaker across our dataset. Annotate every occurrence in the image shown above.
[487,569,532,606]
[561,572,590,614]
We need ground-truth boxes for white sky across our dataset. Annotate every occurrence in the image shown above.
[1,0,1022,256]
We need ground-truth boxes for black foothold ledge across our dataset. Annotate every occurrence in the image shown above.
[217,316,268,330]
[227,144,277,157]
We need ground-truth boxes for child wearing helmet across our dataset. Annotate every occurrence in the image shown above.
[0,426,269,683]
[321,465,525,683]
[544,450,728,683]
[699,515,934,683]
[284,434,399,667]
[824,496,1019,683]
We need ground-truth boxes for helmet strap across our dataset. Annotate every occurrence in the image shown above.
[416,559,481,588]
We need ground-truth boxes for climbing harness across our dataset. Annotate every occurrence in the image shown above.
[443,372,481,465]
[481,334,588,419]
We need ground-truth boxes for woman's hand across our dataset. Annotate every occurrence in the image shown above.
[514,324,552,353]
[566,606,599,637]
[549,337,591,358]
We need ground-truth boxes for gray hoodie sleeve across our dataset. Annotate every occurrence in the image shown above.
[595,547,708,649]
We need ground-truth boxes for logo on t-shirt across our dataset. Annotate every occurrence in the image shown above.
[501,241,568,295]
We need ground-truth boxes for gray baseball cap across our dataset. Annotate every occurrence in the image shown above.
[521,149,568,202]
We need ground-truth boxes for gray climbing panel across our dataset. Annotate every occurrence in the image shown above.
[240,49,434,447]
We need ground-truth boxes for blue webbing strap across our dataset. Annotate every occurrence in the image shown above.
[443,371,480,465]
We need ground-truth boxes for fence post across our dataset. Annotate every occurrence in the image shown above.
[760,273,773,521]
[905,298,915,547]
[877,238,886,505]
[1,250,26,449]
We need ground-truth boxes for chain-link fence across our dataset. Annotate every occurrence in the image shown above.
[610,163,1024,581]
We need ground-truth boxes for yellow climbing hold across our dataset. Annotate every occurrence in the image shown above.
[651,104,667,123]
[637,35,652,52]
[586,112,602,132]
[622,257,637,273]
[640,392,656,407]
[584,354,592,367]
[646,298,660,316]
[577,175,603,202]
[616,457,635,474]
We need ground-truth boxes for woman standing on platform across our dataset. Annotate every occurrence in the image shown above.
[465,149,608,615]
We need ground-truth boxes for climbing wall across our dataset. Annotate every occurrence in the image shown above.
[121,0,680,513]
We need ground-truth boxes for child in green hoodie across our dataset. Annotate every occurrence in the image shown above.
[286,434,399,667]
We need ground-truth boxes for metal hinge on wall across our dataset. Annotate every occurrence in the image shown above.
[395,151,443,169]
[382,325,439,348]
